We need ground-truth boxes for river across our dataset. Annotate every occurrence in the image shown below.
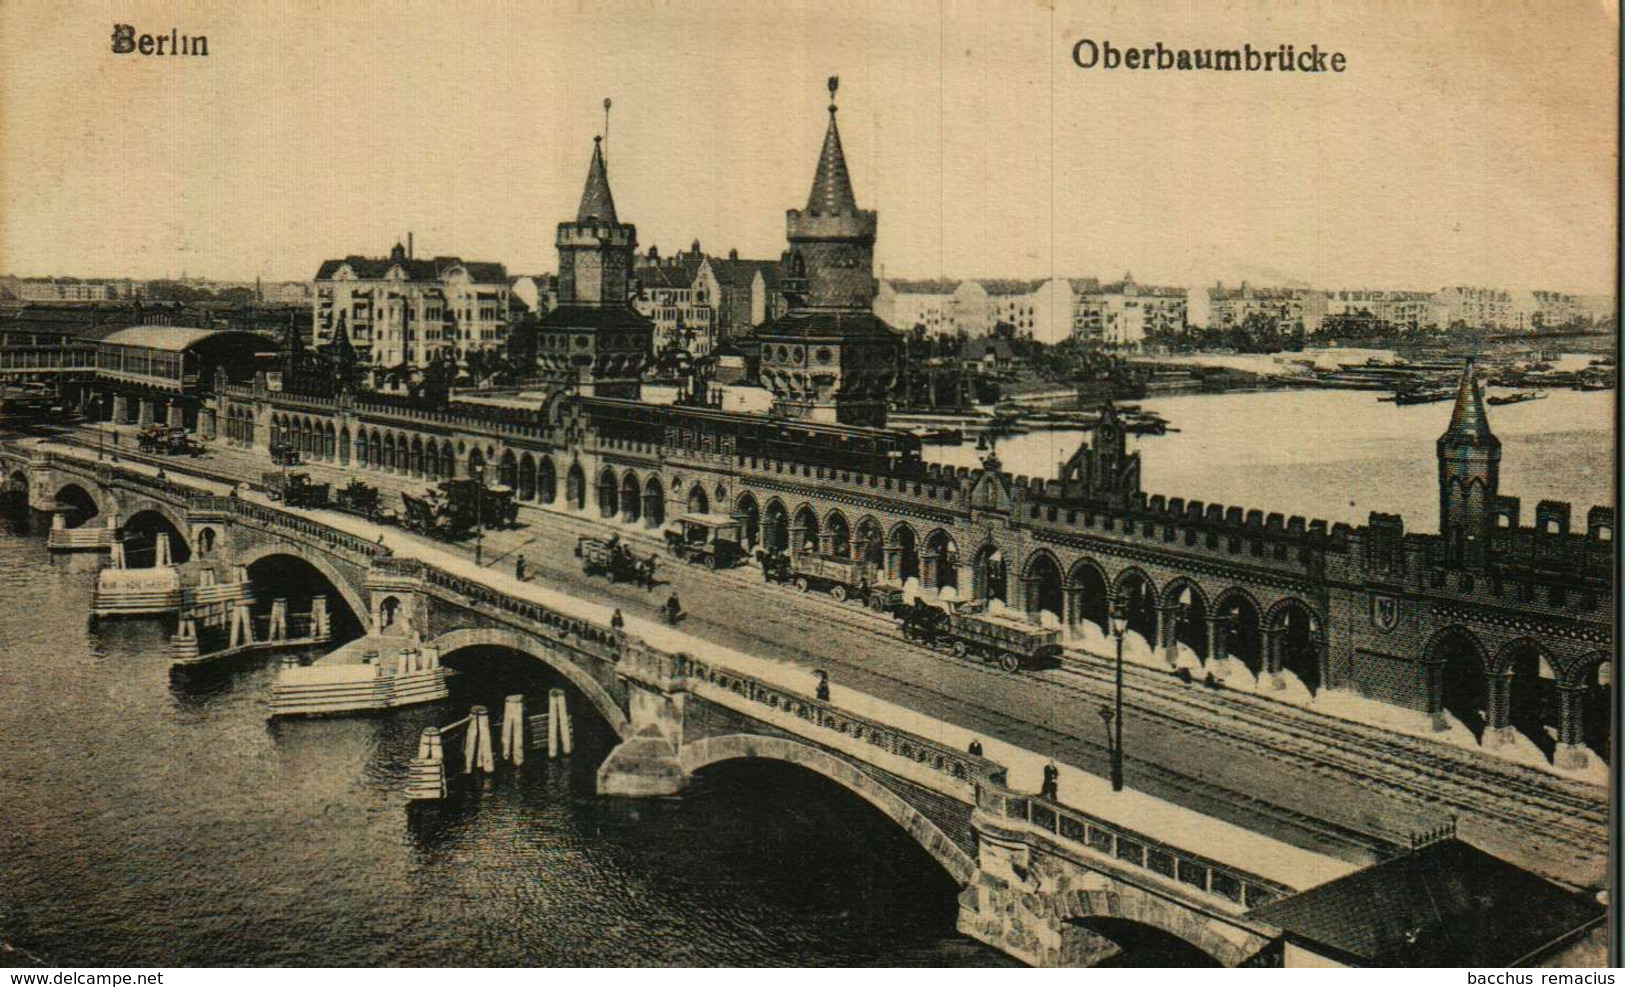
[924,381,1613,529]
[0,523,1012,967]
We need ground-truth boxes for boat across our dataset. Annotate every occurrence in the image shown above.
[1487,391,1545,406]
[1392,388,1454,406]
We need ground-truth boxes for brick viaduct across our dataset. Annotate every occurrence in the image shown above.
[191,376,1613,770]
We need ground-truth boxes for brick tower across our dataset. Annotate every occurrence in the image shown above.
[538,134,653,398]
[1437,357,1500,568]
[755,77,900,427]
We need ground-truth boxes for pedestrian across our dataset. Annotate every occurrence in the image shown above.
[968,739,984,757]
[611,608,625,632]
[1041,763,1059,800]
[515,554,527,582]
[644,554,658,591]
[815,669,830,702]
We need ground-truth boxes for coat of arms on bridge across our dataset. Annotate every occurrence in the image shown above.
[1370,593,1399,633]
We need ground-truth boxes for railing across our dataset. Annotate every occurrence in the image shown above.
[670,651,1005,791]
[419,566,622,664]
[986,787,1294,910]
[186,495,392,565]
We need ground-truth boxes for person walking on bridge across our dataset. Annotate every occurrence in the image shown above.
[515,554,527,582]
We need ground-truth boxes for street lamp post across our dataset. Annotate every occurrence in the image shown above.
[473,463,485,567]
[1107,592,1130,791]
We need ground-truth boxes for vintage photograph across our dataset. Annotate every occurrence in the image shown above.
[0,0,1616,971]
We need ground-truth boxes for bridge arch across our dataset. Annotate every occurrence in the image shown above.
[1425,625,1490,738]
[538,456,557,504]
[1564,651,1612,764]
[122,507,192,567]
[119,497,190,539]
[824,510,851,558]
[1212,588,1264,675]
[1264,596,1323,693]
[429,627,629,739]
[619,470,642,524]
[1111,566,1158,643]
[1021,549,1064,621]
[52,481,103,528]
[565,461,586,509]
[853,515,884,567]
[677,734,975,885]
[236,544,369,630]
[732,492,758,548]
[1065,558,1110,634]
[1160,577,1210,661]
[971,541,1007,603]
[596,467,619,518]
[517,453,536,501]
[922,528,959,594]
[422,438,440,481]
[792,504,819,552]
[1493,637,1558,757]
[761,498,790,554]
[887,521,920,584]
[1049,884,1254,967]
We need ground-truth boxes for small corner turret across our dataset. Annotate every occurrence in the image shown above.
[1437,358,1501,568]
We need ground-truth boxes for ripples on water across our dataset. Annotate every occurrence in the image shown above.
[0,524,1011,967]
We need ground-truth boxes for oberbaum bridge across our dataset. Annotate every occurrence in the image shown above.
[1,85,1612,967]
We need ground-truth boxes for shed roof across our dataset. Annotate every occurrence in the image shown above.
[99,327,263,352]
[1247,839,1604,967]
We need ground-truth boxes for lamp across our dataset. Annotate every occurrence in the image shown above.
[1105,595,1127,792]
[1110,593,1130,637]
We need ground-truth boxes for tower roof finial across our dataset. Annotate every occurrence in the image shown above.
[807,77,857,216]
[577,134,618,225]
[1444,357,1494,442]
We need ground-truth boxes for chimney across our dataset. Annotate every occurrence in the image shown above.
[408,232,414,259]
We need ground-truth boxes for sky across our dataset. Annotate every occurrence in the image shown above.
[0,0,1617,296]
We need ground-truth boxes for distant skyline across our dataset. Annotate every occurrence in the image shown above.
[0,1,1616,296]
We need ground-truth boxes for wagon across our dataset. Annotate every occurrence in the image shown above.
[577,535,645,583]
[663,513,747,570]
[896,600,1060,672]
[763,548,890,605]
[263,470,329,510]
[947,608,1063,671]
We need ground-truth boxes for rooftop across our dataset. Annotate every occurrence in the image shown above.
[1248,839,1604,967]
[757,309,899,340]
[100,326,265,352]
[314,255,508,284]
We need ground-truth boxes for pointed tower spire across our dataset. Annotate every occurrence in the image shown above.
[1444,357,1494,442]
[577,136,618,225]
[807,76,857,216]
